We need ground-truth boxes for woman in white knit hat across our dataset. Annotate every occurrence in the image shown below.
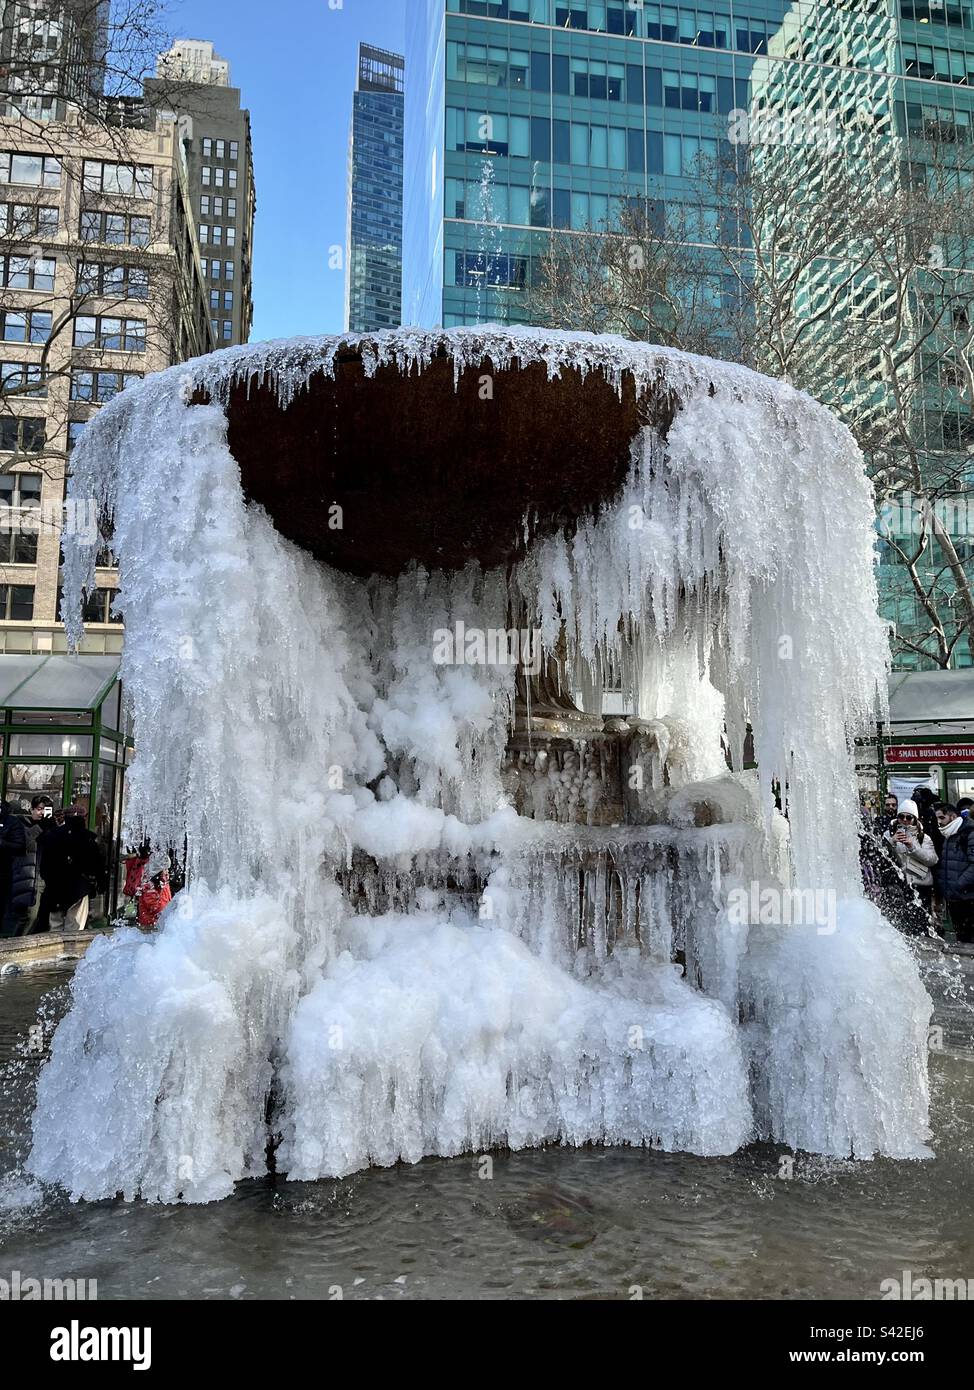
[884,799,938,914]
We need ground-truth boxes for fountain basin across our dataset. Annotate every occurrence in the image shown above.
[200,343,675,575]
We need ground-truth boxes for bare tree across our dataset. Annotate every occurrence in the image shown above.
[529,125,974,668]
[531,196,724,356]
[709,128,974,669]
[0,0,173,142]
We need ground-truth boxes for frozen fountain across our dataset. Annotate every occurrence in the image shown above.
[26,327,932,1203]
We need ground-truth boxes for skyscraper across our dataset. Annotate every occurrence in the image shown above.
[402,2,974,670]
[156,39,231,88]
[144,43,255,347]
[345,43,405,334]
[0,0,111,123]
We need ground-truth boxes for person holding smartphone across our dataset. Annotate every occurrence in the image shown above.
[884,799,938,915]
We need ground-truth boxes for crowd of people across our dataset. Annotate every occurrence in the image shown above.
[0,795,107,938]
[863,786,974,943]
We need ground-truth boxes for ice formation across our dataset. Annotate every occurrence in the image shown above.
[28,327,932,1203]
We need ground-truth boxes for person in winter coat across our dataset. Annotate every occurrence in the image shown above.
[884,800,938,913]
[136,868,171,928]
[0,797,44,937]
[933,802,974,944]
[42,806,106,926]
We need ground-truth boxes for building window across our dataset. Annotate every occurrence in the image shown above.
[0,202,58,237]
[79,211,151,247]
[228,169,237,189]
[202,138,213,157]
[201,196,210,216]
[221,320,232,340]
[67,421,86,452]
[202,166,212,185]
[73,316,147,352]
[226,199,236,219]
[224,260,234,280]
[216,139,225,159]
[214,167,225,187]
[77,263,150,300]
[210,317,219,338]
[83,161,153,198]
[0,310,51,343]
[81,588,121,624]
[0,152,61,187]
[225,227,235,246]
[0,253,55,291]
[0,471,41,564]
[229,141,238,162]
[223,291,233,311]
[0,362,46,398]
[70,369,142,403]
[0,584,34,620]
[0,416,45,452]
[0,472,41,509]
[209,289,220,311]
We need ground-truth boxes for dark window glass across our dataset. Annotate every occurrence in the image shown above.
[552,55,570,95]
[553,119,570,163]
[531,116,550,162]
[628,129,645,173]
[530,51,549,92]
[552,187,570,229]
[0,584,34,620]
[648,132,663,175]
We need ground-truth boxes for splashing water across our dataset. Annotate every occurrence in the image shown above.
[27,328,932,1203]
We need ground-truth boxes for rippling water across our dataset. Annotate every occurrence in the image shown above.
[2,964,973,1301]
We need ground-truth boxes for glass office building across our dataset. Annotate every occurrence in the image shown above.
[403,0,974,668]
[345,44,406,333]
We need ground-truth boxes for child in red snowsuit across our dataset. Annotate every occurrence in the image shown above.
[136,871,171,928]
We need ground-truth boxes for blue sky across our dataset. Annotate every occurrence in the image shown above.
[171,0,406,340]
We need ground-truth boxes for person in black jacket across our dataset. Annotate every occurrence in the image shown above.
[933,802,974,944]
[0,796,45,937]
[39,805,106,927]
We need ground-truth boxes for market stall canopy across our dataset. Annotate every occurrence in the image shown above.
[887,669,974,726]
[0,655,120,712]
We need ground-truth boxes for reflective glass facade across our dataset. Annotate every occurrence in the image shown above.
[345,44,405,333]
[403,0,974,669]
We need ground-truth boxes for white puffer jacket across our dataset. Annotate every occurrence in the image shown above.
[884,828,938,888]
